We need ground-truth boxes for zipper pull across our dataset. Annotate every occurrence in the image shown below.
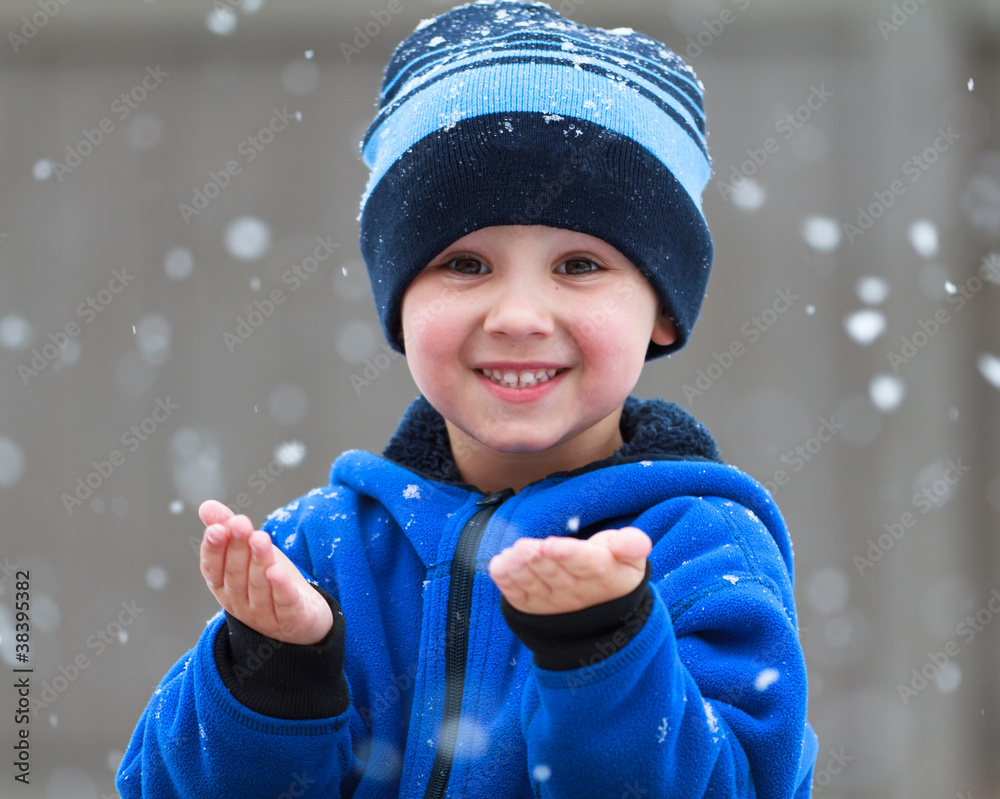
[476,487,514,506]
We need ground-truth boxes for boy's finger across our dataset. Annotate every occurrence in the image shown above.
[245,531,277,618]
[267,564,301,615]
[267,564,310,640]
[489,539,539,581]
[501,558,552,598]
[538,536,609,577]
[522,551,577,592]
[221,517,254,605]
[590,527,651,564]
[198,499,235,528]
[608,527,652,564]
[200,524,229,587]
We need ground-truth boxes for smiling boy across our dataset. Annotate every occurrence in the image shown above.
[118,2,817,797]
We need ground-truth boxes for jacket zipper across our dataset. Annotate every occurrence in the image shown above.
[423,487,514,799]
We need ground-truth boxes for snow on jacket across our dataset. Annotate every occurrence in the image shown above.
[117,394,818,798]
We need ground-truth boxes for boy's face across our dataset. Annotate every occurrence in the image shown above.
[400,225,675,479]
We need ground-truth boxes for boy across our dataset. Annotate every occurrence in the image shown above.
[117,2,817,797]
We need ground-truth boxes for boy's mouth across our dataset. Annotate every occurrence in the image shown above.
[477,368,567,389]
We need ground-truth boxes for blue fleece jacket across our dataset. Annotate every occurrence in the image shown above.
[117,395,817,798]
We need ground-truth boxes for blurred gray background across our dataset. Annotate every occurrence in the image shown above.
[1,0,999,796]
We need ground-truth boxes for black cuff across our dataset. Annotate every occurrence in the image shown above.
[213,583,350,719]
[500,561,654,671]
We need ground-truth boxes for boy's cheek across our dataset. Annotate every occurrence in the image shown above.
[401,293,450,338]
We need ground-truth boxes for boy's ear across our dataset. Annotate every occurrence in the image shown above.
[651,307,677,347]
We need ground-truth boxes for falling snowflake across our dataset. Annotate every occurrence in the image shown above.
[755,668,780,691]
[843,309,886,346]
[532,764,552,782]
[978,353,1000,389]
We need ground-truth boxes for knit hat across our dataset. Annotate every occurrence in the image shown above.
[357,0,713,359]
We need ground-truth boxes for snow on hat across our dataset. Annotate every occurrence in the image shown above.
[356,0,713,359]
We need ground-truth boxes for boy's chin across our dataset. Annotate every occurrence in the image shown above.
[463,432,564,456]
[446,420,567,456]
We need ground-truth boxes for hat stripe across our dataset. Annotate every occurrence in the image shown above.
[383,39,706,143]
[383,31,705,118]
[370,42,706,153]
[360,58,710,216]
[367,52,707,158]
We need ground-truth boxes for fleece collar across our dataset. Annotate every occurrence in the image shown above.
[382,394,723,491]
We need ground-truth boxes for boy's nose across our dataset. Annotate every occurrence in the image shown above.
[482,283,556,341]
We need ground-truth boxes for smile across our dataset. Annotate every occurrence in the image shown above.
[477,368,567,389]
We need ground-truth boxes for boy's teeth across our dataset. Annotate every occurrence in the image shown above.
[481,368,561,388]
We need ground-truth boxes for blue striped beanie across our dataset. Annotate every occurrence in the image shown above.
[357,0,713,359]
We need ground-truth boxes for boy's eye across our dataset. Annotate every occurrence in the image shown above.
[446,257,489,275]
[556,258,600,275]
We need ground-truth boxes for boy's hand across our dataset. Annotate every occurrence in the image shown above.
[488,527,652,615]
[197,499,334,645]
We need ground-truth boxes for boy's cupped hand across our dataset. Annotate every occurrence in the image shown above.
[488,527,652,615]
[197,499,334,645]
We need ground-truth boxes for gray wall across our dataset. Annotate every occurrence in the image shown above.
[1,1,998,796]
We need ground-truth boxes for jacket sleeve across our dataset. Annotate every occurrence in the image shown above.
[115,501,362,799]
[514,495,817,799]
